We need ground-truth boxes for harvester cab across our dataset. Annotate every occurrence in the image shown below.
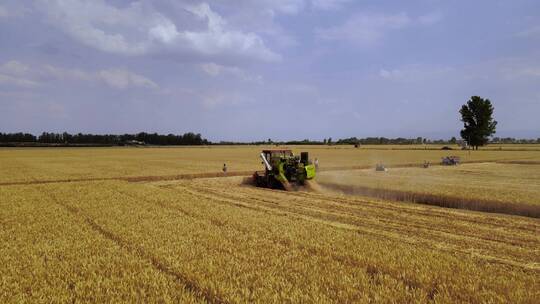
[253,149,316,190]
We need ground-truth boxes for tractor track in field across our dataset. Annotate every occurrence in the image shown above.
[137,185,448,295]
[116,187,256,236]
[44,189,230,304]
[0,157,534,187]
[291,190,540,249]
[176,183,539,273]
[235,183,540,236]
[190,184,539,261]
[53,183,442,298]
[249,192,536,250]
[0,172,252,186]
[0,177,120,186]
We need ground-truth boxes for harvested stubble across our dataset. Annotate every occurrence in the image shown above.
[317,162,540,218]
[2,178,538,303]
[317,182,540,218]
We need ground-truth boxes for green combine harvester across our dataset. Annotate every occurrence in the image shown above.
[253,149,316,190]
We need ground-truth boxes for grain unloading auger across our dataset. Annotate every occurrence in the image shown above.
[253,149,316,190]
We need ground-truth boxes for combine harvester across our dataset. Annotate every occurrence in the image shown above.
[253,149,316,191]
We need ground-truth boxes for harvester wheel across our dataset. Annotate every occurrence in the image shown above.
[252,172,264,187]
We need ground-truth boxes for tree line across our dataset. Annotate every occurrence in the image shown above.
[3,131,539,146]
[216,136,539,146]
[0,132,209,146]
[490,137,540,144]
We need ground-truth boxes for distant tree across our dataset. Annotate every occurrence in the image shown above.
[0,132,36,142]
[416,137,423,144]
[449,137,457,144]
[327,137,332,145]
[459,96,497,150]
[537,138,540,144]
[323,138,327,145]
[62,132,71,143]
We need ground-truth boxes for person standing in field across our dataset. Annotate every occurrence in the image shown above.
[222,163,227,176]
[314,158,319,170]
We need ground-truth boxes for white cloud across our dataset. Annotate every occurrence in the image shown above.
[316,12,411,46]
[200,91,250,110]
[200,62,226,76]
[254,0,351,14]
[1,60,31,76]
[42,65,94,82]
[36,0,150,55]
[258,0,305,15]
[206,0,353,51]
[0,61,39,87]
[311,0,352,10]
[0,74,40,88]
[379,68,403,80]
[149,18,180,44]
[214,2,298,49]
[0,60,157,90]
[200,62,262,82]
[379,65,454,82]
[318,12,410,44]
[98,68,158,89]
[317,11,442,46]
[37,0,279,62]
[516,25,540,38]
[379,59,540,88]
[182,3,280,62]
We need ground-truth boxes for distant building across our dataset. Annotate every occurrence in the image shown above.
[125,140,145,146]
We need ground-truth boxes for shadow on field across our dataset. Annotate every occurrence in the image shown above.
[240,177,323,193]
[317,182,540,218]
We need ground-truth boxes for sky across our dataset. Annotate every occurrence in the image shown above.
[0,0,539,141]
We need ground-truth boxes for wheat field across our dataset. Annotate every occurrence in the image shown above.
[1,145,538,183]
[1,146,539,303]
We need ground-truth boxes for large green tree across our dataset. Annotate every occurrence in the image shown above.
[459,96,497,150]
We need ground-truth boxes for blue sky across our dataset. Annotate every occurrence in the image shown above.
[0,0,539,141]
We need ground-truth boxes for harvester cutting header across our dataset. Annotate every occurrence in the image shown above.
[253,149,316,190]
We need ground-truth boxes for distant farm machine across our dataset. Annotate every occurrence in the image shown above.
[442,156,461,165]
[253,149,316,190]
